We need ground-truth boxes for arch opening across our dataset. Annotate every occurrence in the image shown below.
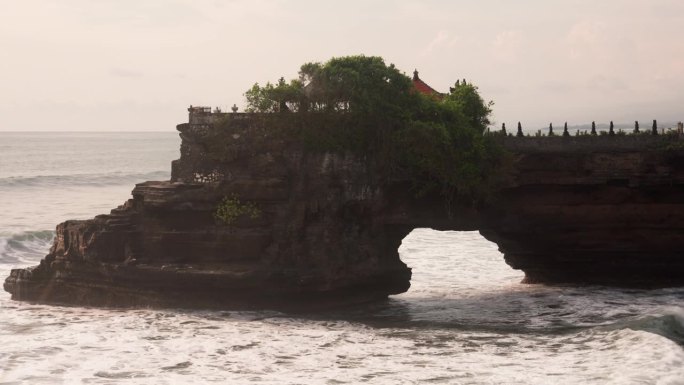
[395,228,524,299]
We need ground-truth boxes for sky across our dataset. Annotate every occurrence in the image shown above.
[1,0,683,131]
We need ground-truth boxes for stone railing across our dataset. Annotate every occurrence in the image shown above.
[188,105,254,125]
[493,120,683,138]
[500,134,683,153]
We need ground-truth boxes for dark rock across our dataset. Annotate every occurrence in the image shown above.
[5,116,684,309]
[4,118,415,309]
[481,140,684,286]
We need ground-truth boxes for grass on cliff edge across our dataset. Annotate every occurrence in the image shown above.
[223,55,510,207]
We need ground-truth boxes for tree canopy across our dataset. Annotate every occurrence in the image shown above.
[246,56,418,116]
[242,55,505,205]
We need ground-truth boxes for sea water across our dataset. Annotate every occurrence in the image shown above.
[0,132,682,384]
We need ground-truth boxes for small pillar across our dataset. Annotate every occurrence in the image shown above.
[591,121,597,135]
[634,120,640,134]
[609,121,615,136]
[563,122,570,137]
[652,119,658,135]
[548,123,554,136]
[501,122,506,135]
[517,122,524,137]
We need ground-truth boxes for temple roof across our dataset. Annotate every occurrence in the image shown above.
[412,69,443,98]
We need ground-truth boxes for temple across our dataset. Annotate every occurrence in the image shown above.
[412,69,444,98]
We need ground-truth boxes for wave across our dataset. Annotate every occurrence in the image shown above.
[616,308,684,345]
[0,171,169,188]
[0,230,55,265]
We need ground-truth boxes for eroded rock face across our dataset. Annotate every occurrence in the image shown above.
[4,118,415,308]
[482,138,684,286]
[5,119,684,309]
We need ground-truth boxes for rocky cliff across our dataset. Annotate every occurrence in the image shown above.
[482,136,684,286]
[5,116,684,308]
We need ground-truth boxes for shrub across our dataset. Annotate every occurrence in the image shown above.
[214,195,261,225]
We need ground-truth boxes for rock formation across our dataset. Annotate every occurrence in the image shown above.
[483,136,684,286]
[5,115,684,309]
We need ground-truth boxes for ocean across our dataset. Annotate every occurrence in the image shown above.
[0,132,682,384]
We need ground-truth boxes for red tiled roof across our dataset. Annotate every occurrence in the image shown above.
[412,70,443,98]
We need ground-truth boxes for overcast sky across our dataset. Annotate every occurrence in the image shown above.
[1,0,682,131]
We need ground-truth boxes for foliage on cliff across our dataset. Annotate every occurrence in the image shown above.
[242,55,506,205]
[214,195,261,226]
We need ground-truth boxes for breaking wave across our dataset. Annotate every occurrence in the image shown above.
[619,308,684,345]
[0,230,54,265]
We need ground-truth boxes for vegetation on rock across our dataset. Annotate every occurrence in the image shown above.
[214,195,261,225]
[242,55,506,205]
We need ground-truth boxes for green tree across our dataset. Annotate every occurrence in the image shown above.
[444,82,493,132]
[244,82,276,112]
[296,55,419,116]
[245,77,304,112]
[241,55,505,205]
